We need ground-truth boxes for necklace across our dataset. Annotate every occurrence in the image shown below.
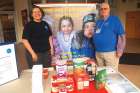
[63,33,71,42]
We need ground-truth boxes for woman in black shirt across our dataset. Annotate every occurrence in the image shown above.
[22,5,53,68]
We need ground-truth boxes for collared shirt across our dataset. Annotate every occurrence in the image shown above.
[93,15,125,52]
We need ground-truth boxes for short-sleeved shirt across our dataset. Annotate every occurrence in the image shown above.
[93,15,125,52]
[22,21,52,53]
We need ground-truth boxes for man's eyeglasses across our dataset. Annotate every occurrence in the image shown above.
[100,8,108,11]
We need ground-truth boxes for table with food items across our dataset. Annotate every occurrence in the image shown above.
[0,57,140,93]
[42,56,140,93]
[43,57,108,93]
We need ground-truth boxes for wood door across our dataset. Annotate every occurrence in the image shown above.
[125,11,140,39]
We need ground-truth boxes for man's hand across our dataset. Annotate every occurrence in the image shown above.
[116,51,123,58]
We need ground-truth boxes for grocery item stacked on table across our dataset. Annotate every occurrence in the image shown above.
[73,58,91,91]
[50,53,107,93]
[51,74,74,93]
[51,59,74,93]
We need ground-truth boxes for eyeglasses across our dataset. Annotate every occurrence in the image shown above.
[100,8,108,11]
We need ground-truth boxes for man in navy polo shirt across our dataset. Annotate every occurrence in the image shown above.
[93,3,126,70]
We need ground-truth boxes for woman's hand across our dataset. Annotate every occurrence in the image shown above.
[22,39,38,62]
[31,52,38,62]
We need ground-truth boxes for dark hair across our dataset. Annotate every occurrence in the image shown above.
[30,5,45,21]
[59,16,74,31]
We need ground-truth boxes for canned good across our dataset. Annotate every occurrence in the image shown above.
[86,59,97,80]
[86,64,92,75]
[59,85,67,93]
[67,60,74,74]
[83,75,90,89]
[66,77,74,92]
[51,82,59,93]
[56,60,67,78]
[42,68,48,79]
[77,77,84,90]
[73,58,85,75]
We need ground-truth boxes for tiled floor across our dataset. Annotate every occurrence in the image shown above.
[119,38,140,89]
[119,64,140,89]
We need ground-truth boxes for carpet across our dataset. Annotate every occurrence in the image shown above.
[120,53,140,65]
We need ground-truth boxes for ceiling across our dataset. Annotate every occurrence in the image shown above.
[0,0,39,11]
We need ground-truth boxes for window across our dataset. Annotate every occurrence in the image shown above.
[0,13,16,43]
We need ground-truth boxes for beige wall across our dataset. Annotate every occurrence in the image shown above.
[14,0,29,42]
[115,0,140,29]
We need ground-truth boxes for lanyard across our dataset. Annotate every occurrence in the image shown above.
[96,17,109,34]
